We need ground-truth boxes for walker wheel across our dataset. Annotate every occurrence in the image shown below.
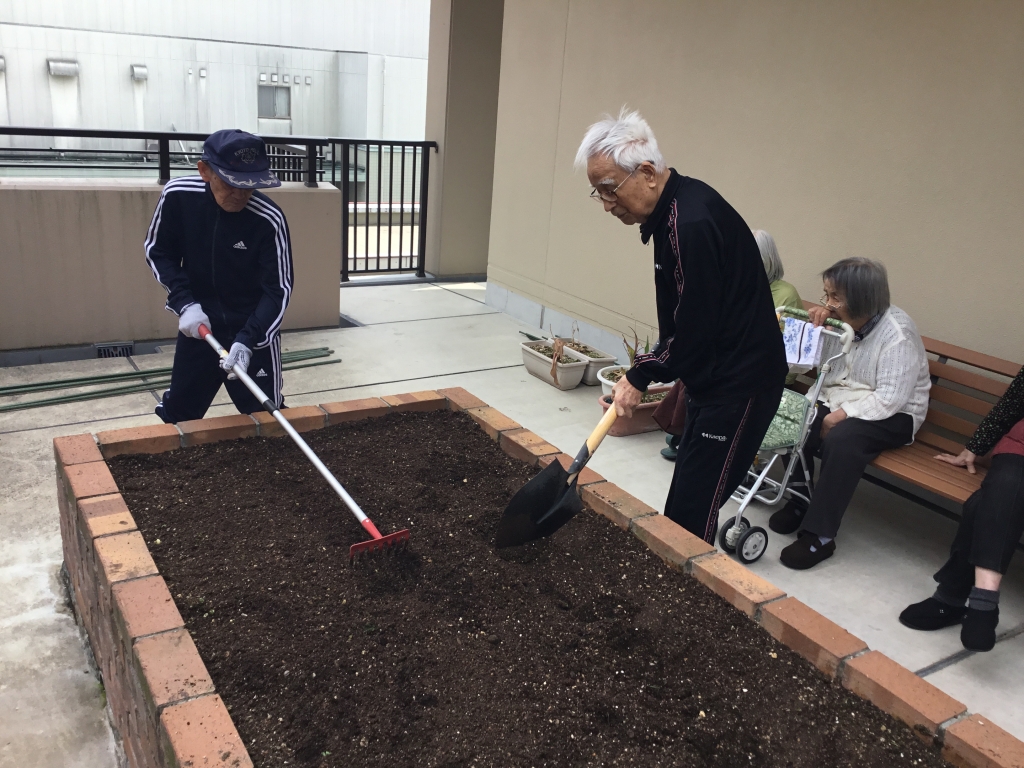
[718,517,750,554]
[737,526,769,564]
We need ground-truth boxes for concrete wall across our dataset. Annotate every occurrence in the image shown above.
[487,0,1024,362]
[423,0,504,278]
[0,178,341,351]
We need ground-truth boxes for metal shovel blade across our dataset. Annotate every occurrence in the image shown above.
[349,528,411,563]
[495,459,583,548]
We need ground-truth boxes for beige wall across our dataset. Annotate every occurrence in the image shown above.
[488,0,1024,362]
[424,0,504,278]
[0,179,341,351]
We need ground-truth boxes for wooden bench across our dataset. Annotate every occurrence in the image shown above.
[870,337,1021,506]
[793,301,1021,509]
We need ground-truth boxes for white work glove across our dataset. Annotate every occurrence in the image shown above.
[178,303,211,340]
[220,342,252,380]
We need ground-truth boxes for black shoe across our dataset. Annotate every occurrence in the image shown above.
[898,598,967,631]
[780,533,835,570]
[961,607,999,652]
[660,446,678,461]
[769,500,806,535]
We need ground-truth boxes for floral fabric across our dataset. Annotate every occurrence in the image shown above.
[759,388,812,451]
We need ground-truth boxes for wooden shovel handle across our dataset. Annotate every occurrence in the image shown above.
[566,406,618,483]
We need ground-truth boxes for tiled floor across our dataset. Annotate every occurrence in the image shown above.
[1,281,1021,768]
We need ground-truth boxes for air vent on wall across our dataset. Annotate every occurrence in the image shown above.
[48,59,79,77]
[130,64,148,81]
[94,341,135,359]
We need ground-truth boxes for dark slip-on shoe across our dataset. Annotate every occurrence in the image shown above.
[780,533,835,570]
[898,598,967,631]
[769,499,807,535]
[961,607,999,652]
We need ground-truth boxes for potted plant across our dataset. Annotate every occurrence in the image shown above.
[598,385,672,436]
[597,331,669,395]
[520,339,589,390]
[560,324,618,386]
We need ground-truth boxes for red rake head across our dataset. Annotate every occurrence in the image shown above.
[349,528,410,563]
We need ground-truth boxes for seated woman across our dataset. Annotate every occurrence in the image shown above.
[769,257,932,570]
[753,229,803,387]
[900,364,1024,652]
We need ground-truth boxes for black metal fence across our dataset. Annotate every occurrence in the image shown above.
[0,127,438,278]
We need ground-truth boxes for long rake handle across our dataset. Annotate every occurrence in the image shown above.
[565,405,618,484]
[198,325,383,540]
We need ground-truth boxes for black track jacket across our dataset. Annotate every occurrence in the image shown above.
[144,175,293,350]
[625,170,787,404]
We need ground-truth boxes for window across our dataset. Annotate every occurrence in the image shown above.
[258,85,290,119]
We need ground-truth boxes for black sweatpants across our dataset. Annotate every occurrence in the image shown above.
[795,404,914,539]
[935,453,1024,599]
[156,332,283,424]
[665,384,783,543]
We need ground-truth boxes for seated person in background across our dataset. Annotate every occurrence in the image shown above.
[753,229,803,386]
[770,258,932,569]
[900,363,1024,652]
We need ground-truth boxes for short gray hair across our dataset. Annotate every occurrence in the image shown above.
[753,229,784,283]
[574,107,667,173]
[822,257,891,319]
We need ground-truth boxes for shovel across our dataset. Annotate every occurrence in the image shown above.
[198,325,409,562]
[495,405,618,548]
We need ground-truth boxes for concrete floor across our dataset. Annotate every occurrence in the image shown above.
[1,281,1021,767]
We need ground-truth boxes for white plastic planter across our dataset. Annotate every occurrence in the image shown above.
[521,341,588,390]
[597,365,626,396]
[562,343,617,386]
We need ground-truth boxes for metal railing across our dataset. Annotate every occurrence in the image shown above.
[0,127,438,277]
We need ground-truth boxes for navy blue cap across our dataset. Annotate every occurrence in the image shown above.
[201,129,281,189]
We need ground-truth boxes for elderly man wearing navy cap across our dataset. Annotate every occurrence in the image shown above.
[144,129,294,423]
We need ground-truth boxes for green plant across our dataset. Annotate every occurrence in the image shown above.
[621,329,651,366]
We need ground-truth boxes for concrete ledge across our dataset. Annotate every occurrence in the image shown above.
[759,597,868,677]
[320,397,391,425]
[690,553,786,618]
[841,651,967,739]
[179,414,259,446]
[437,386,489,411]
[942,714,1024,768]
[97,424,182,458]
[581,483,657,530]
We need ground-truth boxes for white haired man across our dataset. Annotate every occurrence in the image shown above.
[576,109,787,544]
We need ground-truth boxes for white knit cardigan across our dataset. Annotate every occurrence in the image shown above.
[818,306,932,435]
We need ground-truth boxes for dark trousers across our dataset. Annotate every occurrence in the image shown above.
[935,453,1024,599]
[665,384,783,543]
[156,332,282,424]
[795,404,914,539]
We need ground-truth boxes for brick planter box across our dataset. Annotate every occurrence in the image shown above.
[54,388,1024,768]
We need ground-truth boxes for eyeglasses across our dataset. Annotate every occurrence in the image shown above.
[589,167,638,203]
[820,293,844,310]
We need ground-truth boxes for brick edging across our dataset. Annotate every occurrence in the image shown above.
[53,387,1023,768]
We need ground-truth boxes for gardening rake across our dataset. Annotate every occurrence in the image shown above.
[198,325,409,562]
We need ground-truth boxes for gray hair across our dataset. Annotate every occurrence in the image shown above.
[574,107,667,173]
[822,257,891,319]
[752,229,784,283]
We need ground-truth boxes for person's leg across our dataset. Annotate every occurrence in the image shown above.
[961,454,1024,650]
[224,335,283,414]
[899,488,978,631]
[780,412,914,569]
[664,386,782,543]
[156,333,224,424]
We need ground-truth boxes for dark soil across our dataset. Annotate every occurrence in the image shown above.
[109,409,950,768]
[535,344,580,365]
[566,341,611,359]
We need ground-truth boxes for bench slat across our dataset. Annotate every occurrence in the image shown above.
[925,407,980,439]
[929,360,1009,398]
[871,453,979,504]
[923,336,1022,379]
[928,384,993,417]
[875,443,985,492]
[914,428,968,455]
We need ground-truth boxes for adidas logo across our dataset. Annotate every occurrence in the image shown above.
[233,241,247,250]
[255,368,268,377]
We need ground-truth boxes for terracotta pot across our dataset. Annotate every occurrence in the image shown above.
[598,386,671,436]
